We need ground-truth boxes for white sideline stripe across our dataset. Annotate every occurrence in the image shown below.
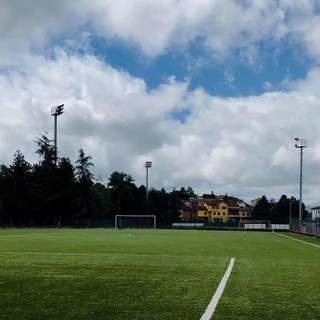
[275,233,320,249]
[200,258,235,320]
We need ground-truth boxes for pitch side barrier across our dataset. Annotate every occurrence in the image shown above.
[172,222,205,229]
[290,219,320,236]
[171,221,289,231]
[114,215,156,229]
[239,220,290,231]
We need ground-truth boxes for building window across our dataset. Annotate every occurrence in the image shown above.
[223,213,225,215]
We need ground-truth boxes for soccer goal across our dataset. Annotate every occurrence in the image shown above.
[114,215,156,229]
[239,220,271,230]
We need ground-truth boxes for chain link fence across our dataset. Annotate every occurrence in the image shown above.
[290,219,320,236]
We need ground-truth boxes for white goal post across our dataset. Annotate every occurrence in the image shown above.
[239,220,271,230]
[114,215,157,229]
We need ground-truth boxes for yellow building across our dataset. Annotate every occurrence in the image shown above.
[211,201,229,222]
[197,203,210,221]
[181,196,252,223]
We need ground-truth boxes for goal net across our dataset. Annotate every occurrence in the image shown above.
[114,215,156,229]
[239,220,271,230]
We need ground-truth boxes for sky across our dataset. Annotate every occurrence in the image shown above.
[1,0,320,205]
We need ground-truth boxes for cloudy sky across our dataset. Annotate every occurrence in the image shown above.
[1,0,320,205]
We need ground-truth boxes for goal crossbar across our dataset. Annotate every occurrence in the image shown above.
[114,215,156,229]
[239,220,271,229]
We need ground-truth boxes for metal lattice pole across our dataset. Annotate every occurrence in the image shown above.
[145,161,152,214]
[51,104,64,164]
[294,138,308,232]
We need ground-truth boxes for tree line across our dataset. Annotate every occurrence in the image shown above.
[0,134,196,227]
[250,194,308,224]
[0,133,309,227]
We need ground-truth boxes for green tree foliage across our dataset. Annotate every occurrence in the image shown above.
[148,188,171,226]
[107,171,139,215]
[251,195,272,220]
[0,165,12,225]
[167,187,190,222]
[0,134,311,227]
[273,195,288,223]
[90,182,111,219]
[54,157,77,225]
[74,149,95,226]
[32,134,62,225]
[202,191,216,199]
[75,149,94,184]
[251,195,308,223]
[9,150,32,224]
[34,133,55,168]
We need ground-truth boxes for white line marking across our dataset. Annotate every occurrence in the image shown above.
[200,258,235,320]
[275,233,320,249]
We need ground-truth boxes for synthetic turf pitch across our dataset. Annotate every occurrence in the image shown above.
[0,228,319,320]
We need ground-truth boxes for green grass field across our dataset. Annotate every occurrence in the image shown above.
[0,229,319,320]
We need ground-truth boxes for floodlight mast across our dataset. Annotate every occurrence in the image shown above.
[145,161,152,214]
[294,137,308,231]
[51,104,64,164]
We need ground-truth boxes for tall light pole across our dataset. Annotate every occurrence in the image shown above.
[51,104,64,164]
[145,161,152,214]
[289,197,292,221]
[294,137,308,230]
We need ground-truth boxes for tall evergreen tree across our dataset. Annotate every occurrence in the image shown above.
[32,134,59,225]
[148,188,172,226]
[0,165,12,225]
[9,150,32,224]
[54,157,77,225]
[107,171,138,215]
[75,149,94,225]
[251,195,272,220]
[90,182,112,220]
[75,149,94,184]
[34,133,55,168]
[273,195,291,223]
[168,187,186,222]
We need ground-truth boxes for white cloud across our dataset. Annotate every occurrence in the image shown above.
[263,81,273,91]
[1,48,320,203]
[224,69,235,86]
[1,0,319,63]
[83,0,289,61]
[2,1,320,205]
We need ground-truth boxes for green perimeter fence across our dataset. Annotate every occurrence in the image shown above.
[6,215,320,236]
[290,219,320,236]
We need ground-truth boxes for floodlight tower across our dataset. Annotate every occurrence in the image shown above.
[145,161,152,214]
[294,137,308,230]
[51,104,64,164]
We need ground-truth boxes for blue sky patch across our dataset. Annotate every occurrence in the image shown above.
[88,34,313,99]
[169,108,192,124]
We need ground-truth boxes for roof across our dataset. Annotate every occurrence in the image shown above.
[226,201,239,208]
[180,206,192,211]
